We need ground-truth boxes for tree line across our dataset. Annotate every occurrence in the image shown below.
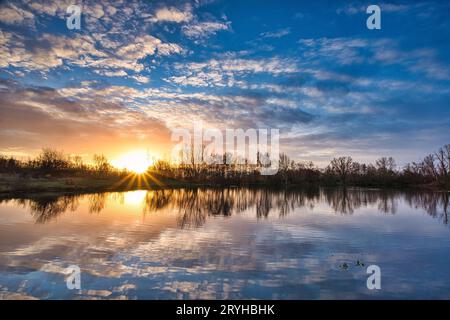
[1,144,449,189]
[152,143,450,189]
[0,148,120,177]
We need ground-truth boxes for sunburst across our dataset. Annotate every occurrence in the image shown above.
[111,150,154,174]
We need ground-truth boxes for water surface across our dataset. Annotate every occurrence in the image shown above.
[0,187,449,299]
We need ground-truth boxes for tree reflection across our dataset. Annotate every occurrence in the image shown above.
[26,195,79,223]
[3,188,449,227]
[404,191,449,225]
[88,193,106,214]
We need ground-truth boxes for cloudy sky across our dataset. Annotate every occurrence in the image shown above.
[0,0,449,166]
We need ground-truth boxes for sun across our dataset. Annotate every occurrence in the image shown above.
[111,150,154,174]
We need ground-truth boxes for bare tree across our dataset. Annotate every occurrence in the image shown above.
[93,154,112,174]
[422,154,438,182]
[330,157,354,185]
[376,157,396,173]
[435,145,450,184]
[279,153,291,185]
[37,148,69,173]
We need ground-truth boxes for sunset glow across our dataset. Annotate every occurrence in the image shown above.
[111,150,154,174]
[1,0,450,303]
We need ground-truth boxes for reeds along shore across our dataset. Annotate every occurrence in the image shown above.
[0,144,449,193]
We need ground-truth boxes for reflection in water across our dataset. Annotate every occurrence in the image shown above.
[1,188,448,227]
[405,191,450,225]
[88,193,106,214]
[1,187,450,299]
[323,188,399,216]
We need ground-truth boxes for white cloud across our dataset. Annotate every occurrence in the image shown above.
[166,57,299,88]
[299,37,370,65]
[260,28,291,39]
[155,6,193,23]
[182,21,230,39]
[157,42,184,56]
[337,3,411,15]
[28,0,73,17]
[0,28,182,75]
[96,70,128,77]
[132,75,150,83]
[219,58,298,74]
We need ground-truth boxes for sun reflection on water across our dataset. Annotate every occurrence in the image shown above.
[123,190,148,206]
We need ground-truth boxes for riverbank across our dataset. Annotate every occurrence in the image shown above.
[0,173,200,195]
[0,173,447,197]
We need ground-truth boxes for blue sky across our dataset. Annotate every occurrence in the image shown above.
[0,0,449,166]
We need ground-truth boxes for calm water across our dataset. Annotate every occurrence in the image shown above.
[0,187,449,299]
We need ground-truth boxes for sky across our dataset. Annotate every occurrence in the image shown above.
[0,0,449,167]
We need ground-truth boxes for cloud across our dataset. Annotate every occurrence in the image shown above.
[50,76,314,131]
[1,0,449,165]
[0,28,182,75]
[0,80,172,157]
[27,0,74,17]
[260,28,291,39]
[0,0,185,76]
[298,37,450,80]
[406,49,450,80]
[132,75,150,84]
[155,6,193,23]
[299,37,371,65]
[337,2,413,15]
[0,3,34,25]
[166,57,300,88]
[96,70,128,77]
[182,21,230,39]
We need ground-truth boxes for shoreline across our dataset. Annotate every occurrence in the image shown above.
[0,174,447,199]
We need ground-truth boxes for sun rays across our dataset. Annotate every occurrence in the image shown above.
[107,148,167,190]
[110,171,165,191]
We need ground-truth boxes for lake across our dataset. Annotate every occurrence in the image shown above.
[0,187,449,299]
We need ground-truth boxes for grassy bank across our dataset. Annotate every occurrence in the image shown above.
[0,173,201,195]
[1,173,447,199]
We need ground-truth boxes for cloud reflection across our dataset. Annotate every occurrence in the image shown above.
[0,188,449,299]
